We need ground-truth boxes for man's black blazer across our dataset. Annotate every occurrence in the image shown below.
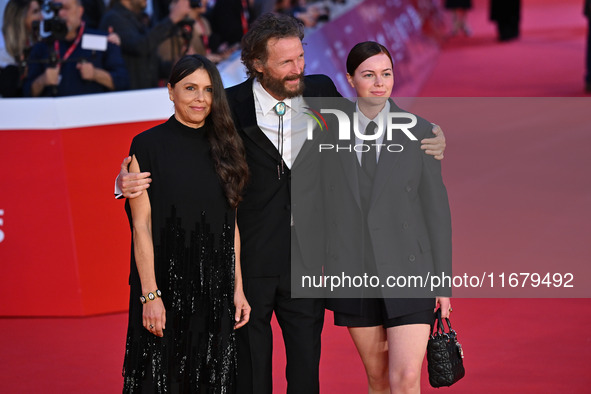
[225,75,340,278]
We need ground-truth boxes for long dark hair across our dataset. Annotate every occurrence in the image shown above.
[2,0,40,60]
[346,41,394,76]
[169,55,249,208]
[240,12,304,80]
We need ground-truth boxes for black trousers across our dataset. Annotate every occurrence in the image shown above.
[236,274,325,394]
[490,0,521,41]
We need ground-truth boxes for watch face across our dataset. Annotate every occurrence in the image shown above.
[148,292,155,300]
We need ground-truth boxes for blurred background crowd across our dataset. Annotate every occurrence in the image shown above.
[0,0,589,97]
[0,0,350,97]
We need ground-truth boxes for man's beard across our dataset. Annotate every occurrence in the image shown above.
[260,69,306,99]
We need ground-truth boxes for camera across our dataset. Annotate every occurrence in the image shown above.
[190,0,202,9]
[32,1,68,41]
[176,18,194,43]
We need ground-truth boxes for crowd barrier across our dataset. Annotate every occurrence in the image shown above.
[0,90,173,315]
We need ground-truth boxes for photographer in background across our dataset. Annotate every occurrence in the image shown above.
[0,0,42,97]
[275,0,330,28]
[206,0,249,53]
[99,0,191,90]
[158,0,238,66]
[23,0,129,96]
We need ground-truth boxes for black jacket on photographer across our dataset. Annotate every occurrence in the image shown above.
[99,2,175,90]
[0,56,27,98]
[23,26,129,97]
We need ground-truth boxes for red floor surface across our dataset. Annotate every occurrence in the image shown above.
[1,299,589,392]
[2,0,590,392]
[420,0,590,97]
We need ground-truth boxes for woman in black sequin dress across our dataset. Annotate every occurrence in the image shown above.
[122,55,250,393]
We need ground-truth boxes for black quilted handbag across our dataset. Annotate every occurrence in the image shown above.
[426,309,465,388]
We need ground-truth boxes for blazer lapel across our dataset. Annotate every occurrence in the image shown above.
[293,92,324,169]
[292,102,328,170]
[338,144,362,208]
[292,132,315,170]
[234,79,281,162]
[312,95,362,208]
[370,100,410,207]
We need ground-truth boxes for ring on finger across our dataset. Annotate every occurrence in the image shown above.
[149,324,154,329]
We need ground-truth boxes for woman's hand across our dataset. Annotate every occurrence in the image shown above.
[233,288,251,329]
[435,297,452,319]
[143,298,166,337]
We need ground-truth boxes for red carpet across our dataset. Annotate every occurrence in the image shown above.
[1,0,590,392]
[1,299,589,392]
[420,0,590,97]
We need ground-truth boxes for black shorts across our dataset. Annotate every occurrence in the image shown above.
[333,298,433,329]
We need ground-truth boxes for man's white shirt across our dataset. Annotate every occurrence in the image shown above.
[252,79,309,168]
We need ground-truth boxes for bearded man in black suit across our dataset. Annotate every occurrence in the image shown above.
[116,13,447,393]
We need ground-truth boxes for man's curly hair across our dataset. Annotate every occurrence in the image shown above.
[241,13,305,81]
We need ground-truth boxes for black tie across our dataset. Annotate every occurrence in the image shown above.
[361,121,378,179]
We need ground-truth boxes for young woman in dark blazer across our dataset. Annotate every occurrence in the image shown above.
[324,42,452,394]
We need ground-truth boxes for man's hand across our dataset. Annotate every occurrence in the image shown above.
[107,26,121,46]
[31,66,59,96]
[168,0,191,24]
[44,66,60,86]
[118,156,152,198]
[421,124,446,160]
[77,61,95,81]
[234,288,251,330]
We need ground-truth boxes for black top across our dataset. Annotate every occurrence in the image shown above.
[122,115,237,392]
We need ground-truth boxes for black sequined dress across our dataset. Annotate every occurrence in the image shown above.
[123,116,236,393]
